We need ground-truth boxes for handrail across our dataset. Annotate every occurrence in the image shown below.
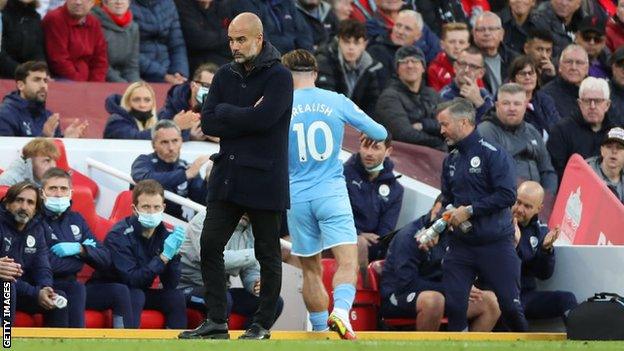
[85,157,293,250]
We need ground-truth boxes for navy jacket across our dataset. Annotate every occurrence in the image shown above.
[381,213,448,299]
[92,216,181,290]
[440,82,494,123]
[0,91,61,137]
[201,41,293,211]
[131,0,189,82]
[158,83,192,120]
[517,217,555,293]
[0,205,52,299]
[131,152,208,220]
[343,154,404,237]
[102,94,152,140]
[441,130,517,244]
[525,90,562,137]
[42,208,111,279]
[235,0,314,54]
[540,76,580,120]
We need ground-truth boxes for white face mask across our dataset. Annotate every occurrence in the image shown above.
[365,162,384,173]
[136,210,164,229]
[195,86,210,104]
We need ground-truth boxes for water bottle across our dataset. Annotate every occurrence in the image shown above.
[445,204,473,233]
[53,295,67,309]
[414,217,447,245]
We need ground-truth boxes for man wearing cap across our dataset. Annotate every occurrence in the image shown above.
[375,46,445,150]
[574,16,610,79]
[609,47,624,119]
[586,127,624,204]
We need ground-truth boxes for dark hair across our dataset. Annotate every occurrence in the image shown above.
[508,55,540,88]
[338,19,367,40]
[526,29,554,44]
[192,63,219,81]
[41,168,72,188]
[360,131,393,147]
[2,181,41,210]
[15,61,49,82]
[132,179,164,205]
[282,49,318,72]
[460,46,484,65]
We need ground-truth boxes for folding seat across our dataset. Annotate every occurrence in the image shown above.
[53,139,99,198]
[109,190,133,224]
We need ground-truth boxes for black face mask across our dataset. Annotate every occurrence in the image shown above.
[129,109,153,122]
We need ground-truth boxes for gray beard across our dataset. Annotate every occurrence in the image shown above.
[13,212,30,224]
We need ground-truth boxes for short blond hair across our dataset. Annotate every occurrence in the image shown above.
[120,81,158,131]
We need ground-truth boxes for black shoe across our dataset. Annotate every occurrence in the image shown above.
[238,323,271,340]
[178,318,229,339]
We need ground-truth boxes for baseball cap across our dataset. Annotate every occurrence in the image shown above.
[577,16,606,36]
[602,127,624,146]
[395,46,426,67]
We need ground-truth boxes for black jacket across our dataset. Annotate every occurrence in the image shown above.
[409,0,467,37]
[366,35,400,88]
[610,80,624,122]
[174,0,233,71]
[374,78,445,150]
[499,6,543,55]
[481,44,518,95]
[296,0,339,49]
[0,0,45,78]
[540,76,580,120]
[201,41,293,211]
[315,39,384,116]
[547,111,618,180]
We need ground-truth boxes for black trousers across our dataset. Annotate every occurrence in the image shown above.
[200,201,283,329]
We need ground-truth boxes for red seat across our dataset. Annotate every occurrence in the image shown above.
[70,185,113,242]
[53,139,99,198]
[85,310,109,328]
[139,310,166,329]
[0,186,8,200]
[14,311,38,327]
[186,308,204,329]
[228,313,247,330]
[109,190,133,224]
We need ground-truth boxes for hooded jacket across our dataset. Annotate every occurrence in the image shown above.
[102,94,152,140]
[201,41,293,211]
[0,0,46,78]
[296,0,339,48]
[517,216,555,292]
[539,76,581,120]
[91,6,140,83]
[0,91,60,137]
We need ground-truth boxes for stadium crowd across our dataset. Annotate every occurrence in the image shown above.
[0,0,624,338]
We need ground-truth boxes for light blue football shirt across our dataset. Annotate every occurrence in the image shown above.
[289,87,387,203]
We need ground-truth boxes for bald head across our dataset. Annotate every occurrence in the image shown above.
[228,12,264,65]
[512,181,545,226]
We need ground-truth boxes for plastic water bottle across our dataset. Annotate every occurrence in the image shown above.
[53,295,67,309]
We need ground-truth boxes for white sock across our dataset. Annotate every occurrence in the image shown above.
[331,308,350,322]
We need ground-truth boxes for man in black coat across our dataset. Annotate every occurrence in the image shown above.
[178,12,293,341]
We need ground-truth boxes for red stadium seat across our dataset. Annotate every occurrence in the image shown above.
[70,185,113,242]
[139,310,166,329]
[109,190,133,224]
[228,313,247,330]
[0,186,8,200]
[85,310,109,328]
[53,139,99,198]
[186,308,204,329]
[14,311,38,327]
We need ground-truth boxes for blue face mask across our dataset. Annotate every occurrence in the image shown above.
[365,162,384,173]
[137,211,163,229]
[44,196,71,214]
[196,86,210,104]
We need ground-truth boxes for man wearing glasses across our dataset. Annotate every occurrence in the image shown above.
[472,12,517,96]
[440,46,494,123]
[547,77,618,179]
[574,16,609,79]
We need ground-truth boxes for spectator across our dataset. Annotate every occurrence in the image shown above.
[103,81,198,140]
[508,55,561,140]
[574,15,609,79]
[368,10,441,85]
[343,134,403,277]
[410,0,468,37]
[440,46,494,122]
[296,0,339,49]
[427,22,473,92]
[331,0,352,21]
[610,48,624,118]
[606,0,624,52]
[534,0,607,60]
[131,0,189,83]
[235,0,314,54]
[512,181,578,321]
[91,0,140,82]
[42,0,108,82]
[548,77,617,180]
[367,0,402,34]
[0,138,58,187]
[179,212,284,328]
[0,181,69,327]
[477,83,558,196]
[92,180,187,329]
[39,168,123,328]
[380,198,501,331]
[0,61,88,138]
[174,0,233,70]
[472,11,517,95]
[0,0,46,79]
[375,46,445,150]
[36,0,64,18]
[523,29,557,84]
[586,127,624,204]
[541,44,589,119]
[131,120,211,221]
[315,19,383,116]
[159,63,219,142]
[499,0,542,54]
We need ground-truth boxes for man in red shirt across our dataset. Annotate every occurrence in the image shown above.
[42,0,108,81]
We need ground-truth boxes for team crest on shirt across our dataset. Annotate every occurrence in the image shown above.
[378,184,390,197]
[25,235,37,254]
[469,156,482,174]
[530,236,539,252]
[71,225,82,241]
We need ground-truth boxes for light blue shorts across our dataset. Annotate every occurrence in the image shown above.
[287,195,357,257]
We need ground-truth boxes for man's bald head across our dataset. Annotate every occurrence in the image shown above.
[228,12,264,65]
[512,181,545,226]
